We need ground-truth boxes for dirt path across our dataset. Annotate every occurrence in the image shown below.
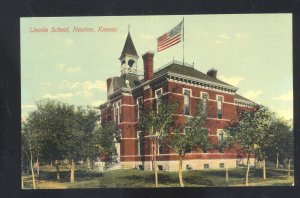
[37,180,68,189]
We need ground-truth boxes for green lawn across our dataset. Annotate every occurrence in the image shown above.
[22,166,294,189]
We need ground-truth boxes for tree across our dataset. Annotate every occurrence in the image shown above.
[74,107,100,172]
[163,102,212,187]
[33,100,66,181]
[95,122,120,162]
[281,129,294,178]
[265,119,291,168]
[218,134,234,185]
[55,105,99,183]
[22,112,43,189]
[22,100,100,183]
[139,101,176,187]
[225,105,273,186]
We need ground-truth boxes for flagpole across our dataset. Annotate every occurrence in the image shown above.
[183,17,185,67]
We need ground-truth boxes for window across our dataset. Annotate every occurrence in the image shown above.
[186,164,192,170]
[204,164,209,169]
[183,127,192,153]
[202,148,208,153]
[217,96,223,119]
[113,101,121,124]
[183,89,191,115]
[136,97,143,120]
[201,92,209,111]
[137,131,142,155]
[155,88,163,112]
[217,129,224,142]
[219,163,225,169]
[217,129,227,153]
[158,165,164,171]
[158,140,163,154]
[113,103,117,123]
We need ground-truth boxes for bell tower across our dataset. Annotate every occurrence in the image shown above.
[119,29,139,75]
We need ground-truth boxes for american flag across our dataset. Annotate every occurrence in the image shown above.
[157,21,183,52]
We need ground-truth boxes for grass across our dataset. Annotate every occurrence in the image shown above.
[22,166,294,189]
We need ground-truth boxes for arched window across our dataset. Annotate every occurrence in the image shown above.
[183,89,191,115]
[128,59,135,67]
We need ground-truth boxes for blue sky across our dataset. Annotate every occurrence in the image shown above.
[21,14,293,121]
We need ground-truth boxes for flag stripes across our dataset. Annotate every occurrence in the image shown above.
[157,34,181,52]
[157,21,183,52]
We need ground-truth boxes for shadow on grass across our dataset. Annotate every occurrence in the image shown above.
[38,170,103,182]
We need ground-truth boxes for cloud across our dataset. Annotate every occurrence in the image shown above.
[41,82,52,86]
[218,75,244,86]
[242,90,263,100]
[75,91,92,98]
[42,93,73,99]
[197,32,208,37]
[22,113,28,122]
[59,80,72,88]
[21,104,36,109]
[65,38,74,47]
[91,100,106,107]
[58,63,81,73]
[269,105,293,121]
[139,34,154,40]
[71,80,106,91]
[66,67,81,73]
[215,40,223,45]
[215,34,231,46]
[273,90,293,101]
[219,34,230,40]
[113,34,127,39]
[41,80,106,101]
[235,33,248,39]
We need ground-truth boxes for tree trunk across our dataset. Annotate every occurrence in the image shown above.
[288,159,291,178]
[153,138,158,187]
[90,159,94,171]
[36,158,40,176]
[21,175,24,189]
[30,154,36,189]
[178,155,184,187]
[29,144,36,189]
[226,166,229,185]
[263,159,266,179]
[245,152,250,187]
[276,153,279,169]
[87,159,91,172]
[70,159,75,183]
[55,163,60,181]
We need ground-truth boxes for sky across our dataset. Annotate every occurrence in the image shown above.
[21,14,293,122]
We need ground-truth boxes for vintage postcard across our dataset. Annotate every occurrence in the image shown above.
[20,14,293,189]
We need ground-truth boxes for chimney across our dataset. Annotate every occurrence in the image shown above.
[142,51,154,81]
[207,68,218,78]
[106,77,113,93]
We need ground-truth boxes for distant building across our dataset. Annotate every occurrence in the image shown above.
[99,31,256,171]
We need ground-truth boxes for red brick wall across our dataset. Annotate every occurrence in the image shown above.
[101,79,254,162]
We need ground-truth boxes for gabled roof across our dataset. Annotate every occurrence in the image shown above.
[119,32,138,60]
[153,62,235,89]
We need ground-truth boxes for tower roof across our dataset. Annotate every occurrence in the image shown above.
[119,32,138,59]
